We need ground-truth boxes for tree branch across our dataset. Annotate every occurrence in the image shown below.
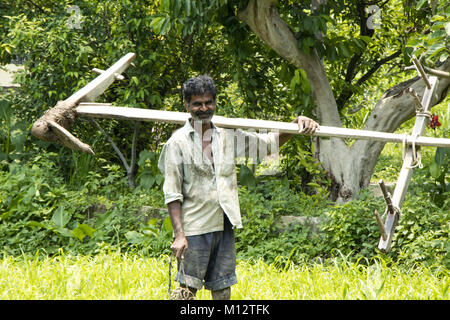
[26,0,45,13]
[337,50,402,111]
[129,121,140,178]
[91,119,130,172]
[336,0,374,110]
[356,50,401,86]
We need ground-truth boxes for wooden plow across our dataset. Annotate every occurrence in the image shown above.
[31,53,450,253]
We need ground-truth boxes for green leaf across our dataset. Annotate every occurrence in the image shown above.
[52,205,71,228]
[435,147,447,167]
[185,0,191,16]
[430,161,440,179]
[26,221,47,229]
[56,227,73,238]
[161,0,171,12]
[416,0,427,10]
[426,42,445,58]
[94,211,113,228]
[338,43,351,58]
[445,22,450,36]
[407,38,422,47]
[150,17,166,34]
[173,0,182,16]
[358,36,372,44]
[131,76,139,85]
[138,173,156,189]
[160,17,171,35]
[125,231,144,244]
[148,218,158,227]
[72,224,95,241]
[0,99,13,124]
[162,216,173,233]
[238,165,256,189]
[155,173,164,186]
[351,38,366,51]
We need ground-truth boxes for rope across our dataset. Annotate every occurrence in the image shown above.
[416,110,432,119]
[168,255,195,300]
[401,107,430,169]
[390,204,402,220]
[407,134,423,169]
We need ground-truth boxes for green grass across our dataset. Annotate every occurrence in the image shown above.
[0,251,447,300]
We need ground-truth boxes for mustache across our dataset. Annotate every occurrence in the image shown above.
[195,110,213,117]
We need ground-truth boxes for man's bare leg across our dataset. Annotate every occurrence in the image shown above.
[211,287,231,300]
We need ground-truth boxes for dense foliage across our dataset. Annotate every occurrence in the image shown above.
[0,145,448,268]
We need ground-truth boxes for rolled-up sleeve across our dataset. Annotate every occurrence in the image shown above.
[158,141,184,204]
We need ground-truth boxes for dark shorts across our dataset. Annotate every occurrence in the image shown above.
[176,215,237,291]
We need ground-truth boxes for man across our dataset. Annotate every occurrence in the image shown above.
[158,75,319,300]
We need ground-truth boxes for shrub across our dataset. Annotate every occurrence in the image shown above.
[0,153,167,256]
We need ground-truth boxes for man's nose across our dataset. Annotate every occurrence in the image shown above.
[201,103,208,111]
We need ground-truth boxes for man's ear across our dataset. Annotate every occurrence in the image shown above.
[184,101,189,111]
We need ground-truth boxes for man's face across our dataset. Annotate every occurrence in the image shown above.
[185,94,216,124]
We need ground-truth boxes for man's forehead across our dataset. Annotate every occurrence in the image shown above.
[190,94,215,102]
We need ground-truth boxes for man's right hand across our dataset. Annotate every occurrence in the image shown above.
[171,235,188,259]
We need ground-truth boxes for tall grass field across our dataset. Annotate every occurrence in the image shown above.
[0,250,447,300]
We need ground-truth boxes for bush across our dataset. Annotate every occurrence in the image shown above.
[1,144,448,269]
[0,153,167,257]
[236,175,449,268]
[318,190,383,259]
[391,191,449,268]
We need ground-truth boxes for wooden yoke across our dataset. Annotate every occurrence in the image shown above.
[74,103,450,148]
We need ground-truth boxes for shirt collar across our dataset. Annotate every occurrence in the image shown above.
[183,118,218,137]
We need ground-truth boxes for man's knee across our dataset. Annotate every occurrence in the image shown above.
[211,287,231,300]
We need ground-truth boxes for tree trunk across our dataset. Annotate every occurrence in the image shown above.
[239,0,450,202]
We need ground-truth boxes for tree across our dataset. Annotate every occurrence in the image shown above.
[156,0,449,201]
[1,0,241,186]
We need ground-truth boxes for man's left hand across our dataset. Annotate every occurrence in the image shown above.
[293,116,319,134]
[274,115,320,147]
[294,116,319,135]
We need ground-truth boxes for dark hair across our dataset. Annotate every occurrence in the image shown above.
[182,75,217,104]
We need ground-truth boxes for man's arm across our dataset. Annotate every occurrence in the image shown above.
[277,116,320,147]
[158,141,187,259]
[168,200,188,259]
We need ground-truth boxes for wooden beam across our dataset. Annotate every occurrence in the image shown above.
[412,56,431,89]
[378,179,395,215]
[378,76,439,252]
[373,210,387,241]
[31,53,136,155]
[75,102,450,148]
[404,65,450,79]
[65,52,135,105]
[91,68,125,80]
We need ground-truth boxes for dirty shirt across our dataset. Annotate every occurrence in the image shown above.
[158,119,278,236]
